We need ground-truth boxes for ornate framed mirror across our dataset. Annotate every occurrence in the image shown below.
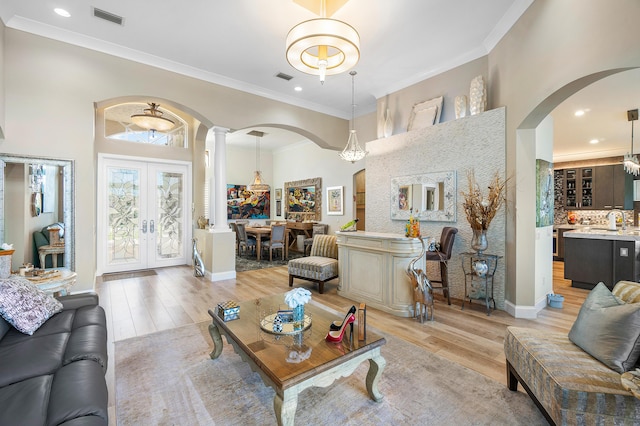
[390,170,456,222]
[0,154,75,270]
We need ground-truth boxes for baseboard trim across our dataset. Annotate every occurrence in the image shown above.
[504,299,543,319]
[208,270,236,281]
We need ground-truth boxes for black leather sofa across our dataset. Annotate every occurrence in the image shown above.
[0,293,108,425]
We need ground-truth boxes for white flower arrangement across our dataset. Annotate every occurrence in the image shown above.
[0,243,13,250]
[284,288,312,308]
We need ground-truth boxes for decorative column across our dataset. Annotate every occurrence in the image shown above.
[213,126,229,231]
[201,126,236,281]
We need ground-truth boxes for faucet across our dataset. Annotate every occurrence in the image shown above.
[608,209,626,230]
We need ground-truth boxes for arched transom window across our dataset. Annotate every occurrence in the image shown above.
[104,102,188,147]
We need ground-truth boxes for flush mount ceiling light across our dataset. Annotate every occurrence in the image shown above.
[623,109,639,176]
[54,8,71,17]
[339,71,367,163]
[130,103,175,132]
[286,0,360,84]
[247,131,270,194]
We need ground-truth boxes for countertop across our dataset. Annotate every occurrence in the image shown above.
[554,224,613,230]
[563,227,640,241]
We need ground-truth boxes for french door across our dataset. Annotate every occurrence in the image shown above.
[97,155,191,274]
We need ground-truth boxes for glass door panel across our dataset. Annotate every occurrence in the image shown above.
[148,164,187,268]
[98,157,189,274]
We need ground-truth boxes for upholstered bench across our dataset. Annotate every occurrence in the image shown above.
[505,281,640,425]
[288,234,338,294]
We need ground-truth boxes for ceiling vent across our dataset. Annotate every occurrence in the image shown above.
[92,7,124,26]
[275,72,294,81]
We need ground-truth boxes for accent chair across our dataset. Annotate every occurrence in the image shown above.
[288,234,338,294]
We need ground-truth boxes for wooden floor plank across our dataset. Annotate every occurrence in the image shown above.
[98,259,587,415]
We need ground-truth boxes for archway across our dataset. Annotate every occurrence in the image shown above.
[511,67,639,318]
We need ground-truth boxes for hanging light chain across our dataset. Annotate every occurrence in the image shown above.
[350,71,357,131]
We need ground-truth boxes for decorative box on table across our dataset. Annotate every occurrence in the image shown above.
[217,301,240,322]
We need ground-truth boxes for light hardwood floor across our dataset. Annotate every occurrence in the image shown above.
[97,260,587,419]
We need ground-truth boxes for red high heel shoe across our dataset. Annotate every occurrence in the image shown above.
[325,313,355,342]
[330,305,356,331]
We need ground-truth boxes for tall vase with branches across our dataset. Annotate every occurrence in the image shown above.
[461,170,507,254]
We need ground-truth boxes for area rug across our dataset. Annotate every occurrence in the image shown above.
[114,321,547,425]
[101,269,157,282]
[235,251,304,272]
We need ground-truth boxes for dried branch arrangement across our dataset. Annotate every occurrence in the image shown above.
[461,169,507,230]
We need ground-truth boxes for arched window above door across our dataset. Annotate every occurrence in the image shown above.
[104,102,188,148]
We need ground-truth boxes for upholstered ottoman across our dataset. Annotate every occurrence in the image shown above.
[288,234,338,294]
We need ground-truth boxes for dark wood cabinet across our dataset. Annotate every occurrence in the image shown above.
[593,164,633,210]
[562,167,593,209]
[564,236,636,289]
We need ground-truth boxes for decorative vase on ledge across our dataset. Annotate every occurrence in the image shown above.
[455,95,468,119]
[471,228,488,254]
[469,75,486,115]
[383,109,393,138]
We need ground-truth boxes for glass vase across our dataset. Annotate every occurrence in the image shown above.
[471,228,488,254]
[293,304,305,330]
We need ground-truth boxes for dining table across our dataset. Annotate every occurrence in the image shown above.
[245,226,288,261]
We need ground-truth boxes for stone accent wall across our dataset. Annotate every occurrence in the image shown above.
[365,108,506,308]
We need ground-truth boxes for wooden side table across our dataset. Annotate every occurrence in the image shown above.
[461,252,501,315]
[38,244,65,268]
[286,222,313,252]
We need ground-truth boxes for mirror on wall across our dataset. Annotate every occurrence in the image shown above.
[391,170,456,222]
[0,155,75,271]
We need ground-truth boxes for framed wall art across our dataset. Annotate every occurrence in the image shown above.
[536,159,553,227]
[327,186,344,215]
[226,184,270,219]
[275,188,282,201]
[284,177,322,221]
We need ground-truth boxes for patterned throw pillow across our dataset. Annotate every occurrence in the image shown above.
[0,276,63,335]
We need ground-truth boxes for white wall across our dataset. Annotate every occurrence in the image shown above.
[534,116,554,308]
[1,29,348,290]
[489,0,640,310]
[372,56,488,140]
[226,145,274,192]
[272,141,364,234]
[4,163,25,269]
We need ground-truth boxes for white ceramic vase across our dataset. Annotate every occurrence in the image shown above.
[469,75,487,115]
[455,95,468,119]
[377,108,385,138]
[383,109,393,138]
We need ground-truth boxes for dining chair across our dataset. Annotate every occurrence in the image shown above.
[262,224,286,261]
[229,222,239,252]
[303,224,328,256]
[424,227,458,305]
[235,223,257,256]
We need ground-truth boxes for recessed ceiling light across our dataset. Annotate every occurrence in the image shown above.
[574,110,585,117]
[294,86,302,92]
[589,139,599,144]
[54,8,71,17]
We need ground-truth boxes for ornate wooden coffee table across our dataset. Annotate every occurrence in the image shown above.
[208,294,386,426]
